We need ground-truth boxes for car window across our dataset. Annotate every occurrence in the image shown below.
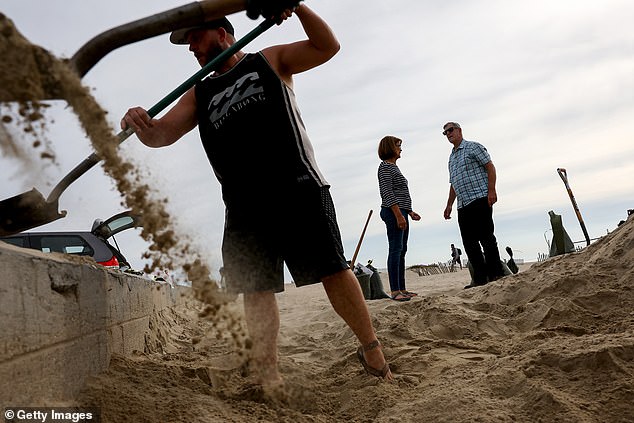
[107,216,135,233]
[36,235,94,256]
[92,211,139,239]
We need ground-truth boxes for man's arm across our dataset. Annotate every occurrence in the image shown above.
[444,185,456,219]
[262,4,340,87]
[120,88,198,148]
[485,161,498,206]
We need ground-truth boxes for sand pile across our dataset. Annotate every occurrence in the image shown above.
[72,217,634,422]
[3,11,633,423]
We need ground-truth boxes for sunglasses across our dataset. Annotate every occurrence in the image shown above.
[442,127,457,136]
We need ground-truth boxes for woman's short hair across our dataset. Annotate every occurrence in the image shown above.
[378,135,401,160]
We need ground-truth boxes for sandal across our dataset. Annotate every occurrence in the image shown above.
[390,292,410,301]
[402,291,418,297]
[356,340,390,378]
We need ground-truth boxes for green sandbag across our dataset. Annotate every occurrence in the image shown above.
[507,258,519,274]
[549,210,575,256]
[369,271,390,300]
[356,273,371,300]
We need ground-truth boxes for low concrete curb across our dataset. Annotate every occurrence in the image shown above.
[0,242,188,405]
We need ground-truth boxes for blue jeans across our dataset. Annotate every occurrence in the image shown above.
[380,207,409,292]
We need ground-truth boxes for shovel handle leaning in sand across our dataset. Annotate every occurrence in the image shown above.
[556,168,591,246]
[350,210,373,269]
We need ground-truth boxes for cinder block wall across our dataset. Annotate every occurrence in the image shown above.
[0,242,187,406]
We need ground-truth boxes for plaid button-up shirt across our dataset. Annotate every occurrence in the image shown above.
[448,140,491,209]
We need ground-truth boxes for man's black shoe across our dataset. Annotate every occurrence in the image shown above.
[464,281,487,289]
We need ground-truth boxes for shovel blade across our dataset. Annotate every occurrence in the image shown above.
[0,189,66,236]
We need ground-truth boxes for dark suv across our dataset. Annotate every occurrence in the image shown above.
[0,210,139,270]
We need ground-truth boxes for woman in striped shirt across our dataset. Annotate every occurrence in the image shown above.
[377,136,421,301]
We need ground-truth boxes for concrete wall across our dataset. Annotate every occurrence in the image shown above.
[0,241,187,406]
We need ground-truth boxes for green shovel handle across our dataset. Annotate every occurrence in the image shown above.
[47,19,275,204]
[147,18,275,117]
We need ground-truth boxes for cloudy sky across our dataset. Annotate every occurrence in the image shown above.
[1,0,633,278]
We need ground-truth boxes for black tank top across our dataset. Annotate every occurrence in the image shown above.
[195,52,328,209]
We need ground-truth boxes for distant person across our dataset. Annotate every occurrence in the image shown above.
[121,5,392,385]
[442,122,505,288]
[450,243,462,270]
[377,136,421,301]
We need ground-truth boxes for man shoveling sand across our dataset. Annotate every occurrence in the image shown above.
[120,4,393,387]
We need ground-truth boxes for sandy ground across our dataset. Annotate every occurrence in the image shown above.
[75,217,634,423]
[2,12,633,423]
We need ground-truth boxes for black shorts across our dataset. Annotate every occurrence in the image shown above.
[221,186,349,294]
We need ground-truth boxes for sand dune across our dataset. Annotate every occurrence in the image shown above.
[76,217,634,422]
[2,12,632,422]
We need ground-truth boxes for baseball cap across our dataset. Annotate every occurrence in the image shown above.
[170,17,235,45]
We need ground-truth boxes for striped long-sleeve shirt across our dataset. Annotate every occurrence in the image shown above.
[378,161,412,212]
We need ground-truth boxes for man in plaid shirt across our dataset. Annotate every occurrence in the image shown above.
[442,122,505,288]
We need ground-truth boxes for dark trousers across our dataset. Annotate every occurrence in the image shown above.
[457,197,504,285]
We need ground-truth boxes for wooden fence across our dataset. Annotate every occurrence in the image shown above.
[407,261,454,276]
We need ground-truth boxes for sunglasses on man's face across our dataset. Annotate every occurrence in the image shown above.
[442,127,457,136]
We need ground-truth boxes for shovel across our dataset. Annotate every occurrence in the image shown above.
[1,0,250,99]
[350,210,373,269]
[0,17,275,236]
[557,168,591,246]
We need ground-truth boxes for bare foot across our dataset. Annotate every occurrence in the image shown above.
[258,366,283,387]
[232,380,287,405]
[242,357,287,404]
[261,379,287,404]
[249,356,283,386]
